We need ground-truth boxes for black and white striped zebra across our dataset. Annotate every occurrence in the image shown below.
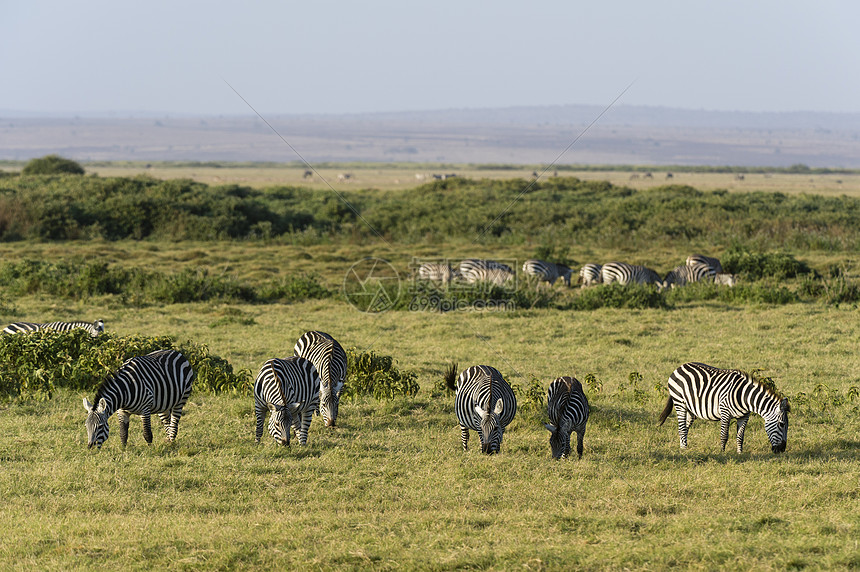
[5,319,104,337]
[601,262,662,286]
[662,262,716,288]
[658,362,789,453]
[82,349,194,449]
[459,259,513,280]
[686,254,723,274]
[444,363,517,454]
[254,356,320,446]
[522,259,572,287]
[417,262,458,284]
[545,376,589,459]
[579,263,602,287]
[461,266,514,286]
[294,331,347,428]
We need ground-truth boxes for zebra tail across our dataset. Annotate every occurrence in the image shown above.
[658,396,674,426]
[444,362,458,391]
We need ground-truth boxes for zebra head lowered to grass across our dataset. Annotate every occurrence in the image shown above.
[82,349,195,449]
[545,376,590,459]
[293,330,347,427]
[601,262,662,287]
[658,362,789,454]
[662,262,716,289]
[522,259,572,287]
[4,319,105,337]
[254,356,320,446]
[444,362,517,455]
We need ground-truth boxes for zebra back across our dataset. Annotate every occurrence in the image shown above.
[83,349,194,448]
[579,263,602,287]
[294,331,347,427]
[454,365,517,454]
[462,266,514,286]
[254,356,321,446]
[686,254,723,274]
[545,376,590,459]
[659,362,789,453]
[459,259,513,279]
[4,319,104,337]
[417,262,457,283]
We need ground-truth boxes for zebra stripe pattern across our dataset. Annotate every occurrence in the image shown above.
[662,262,716,288]
[522,259,572,286]
[459,259,513,281]
[601,262,662,286]
[686,254,723,274]
[445,363,517,454]
[294,331,347,427]
[83,349,195,449]
[658,362,789,453]
[5,319,104,337]
[579,263,603,287]
[254,356,321,446]
[462,267,514,286]
[417,262,458,283]
[545,376,589,459]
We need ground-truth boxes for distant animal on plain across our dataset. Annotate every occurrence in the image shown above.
[303,170,313,179]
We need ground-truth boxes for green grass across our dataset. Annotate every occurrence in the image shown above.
[2,295,860,570]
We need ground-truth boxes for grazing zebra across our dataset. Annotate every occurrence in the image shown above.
[686,254,723,274]
[522,259,572,287]
[662,262,716,288]
[658,362,789,454]
[293,331,347,428]
[82,349,194,449]
[417,262,458,284]
[545,376,589,459]
[459,259,514,285]
[579,263,603,287]
[444,363,517,454]
[601,262,662,286]
[4,319,104,337]
[254,356,320,446]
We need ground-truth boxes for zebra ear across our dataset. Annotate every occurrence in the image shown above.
[83,397,93,412]
[544,423,556,432]
[493,398,503,415]
[97,398,108,413]
[781,397,790,412]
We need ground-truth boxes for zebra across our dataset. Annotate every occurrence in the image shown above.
[579,263,603,287]
[658,362,789,454]
[82,349,195,449]
[417,262,458,284]
[254,356,320,446]
[293,331,347,428]
[662,262,716,288]
[444,363,517,454]
[522,259,572,287]
[462,266,514,286]
[686,254,723,274]
[4,319,104,337]
[545,376,589,459]
[715,273,737,286]
[601,262,662,286]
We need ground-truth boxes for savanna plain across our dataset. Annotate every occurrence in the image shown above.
[1,162,860,571]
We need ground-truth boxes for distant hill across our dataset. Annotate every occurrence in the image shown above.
[2,105,859,167]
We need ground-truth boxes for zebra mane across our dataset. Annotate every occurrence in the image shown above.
[92,373,118,406]
[729,368,785,401]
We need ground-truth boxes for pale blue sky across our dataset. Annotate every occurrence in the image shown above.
[4,0,859,116]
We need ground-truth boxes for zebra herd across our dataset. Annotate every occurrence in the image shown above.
[4,320,788,456]
[417,254,736,291]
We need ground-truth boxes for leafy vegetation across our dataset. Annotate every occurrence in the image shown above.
[344,348,419,400]
[21,154,85,176]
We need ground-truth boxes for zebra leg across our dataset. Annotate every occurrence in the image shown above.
[460,425,469,452]
[736,413,750,453]
[160,411,181,441]
[675,408,690,449]
[719,416,731,452]
[141,411,153,444]
[297,410,313,446]
[117,410,130,446]
[254,405,266,444]
[575,429,585,459]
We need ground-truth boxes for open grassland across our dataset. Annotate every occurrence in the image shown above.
[2,295,860,570]
[2,164,860,569]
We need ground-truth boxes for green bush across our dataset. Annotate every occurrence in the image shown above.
[0,330,250,402]
[343,348,419,400]
[569,283,667,310]
[21,155,85,176]
[723,249,811,280]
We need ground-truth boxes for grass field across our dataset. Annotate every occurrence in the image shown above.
[2,164,860,570]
